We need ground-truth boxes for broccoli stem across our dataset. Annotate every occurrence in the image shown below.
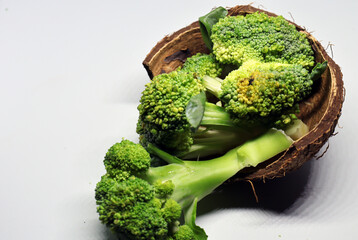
[201,102,236,127]
[183,92,261,159]
[180,126,263,159]
[283,119,309,140]
[185,92,236,129]
[202,76,223,98]
[146,128,293,209]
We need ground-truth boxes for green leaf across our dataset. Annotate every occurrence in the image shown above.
[183,198,208,240]
[186,92,206,130]
[199,6,228,51]
[310,61,328,81]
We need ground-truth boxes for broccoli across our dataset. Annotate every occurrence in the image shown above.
[136,9,327,158]
[202,60,326,128]
[181,53,223,78]
[136,69,259,159]
[136,70,204,152]
[210,12,315,69]
[95,129,294,240]
[95,7,329,240]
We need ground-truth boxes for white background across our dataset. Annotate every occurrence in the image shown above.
[0,0,357,239]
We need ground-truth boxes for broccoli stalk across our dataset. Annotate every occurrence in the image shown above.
[201,76,223,99]
[177,91,266,159]
[96,128,293,240]
[145,128,292,209]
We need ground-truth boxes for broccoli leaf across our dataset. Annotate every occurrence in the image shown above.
[183,198,208,240]
[186,92,206,130]
[199,6,228,51]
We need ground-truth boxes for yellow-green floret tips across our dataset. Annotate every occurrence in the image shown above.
[219,60,313,127]
[181,53,223,78]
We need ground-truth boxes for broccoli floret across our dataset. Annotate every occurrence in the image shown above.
[137,70,257,159]
[137,70,204,152]
[96,128,294,239]
[181,53,223,78]
[172,225,196,240]
[210,12,315,69]
[104,139,150,178]
[202,60,321,128]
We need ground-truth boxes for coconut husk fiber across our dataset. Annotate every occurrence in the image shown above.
[142,5,344,182]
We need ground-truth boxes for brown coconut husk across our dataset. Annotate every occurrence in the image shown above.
[142,5,344,182]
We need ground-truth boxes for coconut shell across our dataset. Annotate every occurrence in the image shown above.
[142,5,344,182]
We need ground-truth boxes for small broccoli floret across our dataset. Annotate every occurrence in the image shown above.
[137,70,204,152]
[172,225,196,240]
[96,176,158,234]
[96,129,295,239]
[203,60,317,127]
[181,53,223,78]
[104,139,151,178]
[210,12,315,69]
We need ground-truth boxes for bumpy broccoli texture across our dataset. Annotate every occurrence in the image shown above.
[95,130,294,240]
[136,64,255,159]
[203,60,314,127]
[136,70,204,152]
[95,140,183,240]
[211,12,315,69]
[181,53,223,78]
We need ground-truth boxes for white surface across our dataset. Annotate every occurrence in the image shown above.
[0,0,357,239]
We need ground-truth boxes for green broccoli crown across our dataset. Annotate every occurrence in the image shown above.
[96,177,178,239]
[104,139,151,178]
[154,179,175,198]
[172,225,196,240]
[211,12,314,68]
[95,140,184,240]
[181,53,223,78]
[137,70,204,152]
[220,60,312,126]
[94,174,118,204]
[137,70,204,132]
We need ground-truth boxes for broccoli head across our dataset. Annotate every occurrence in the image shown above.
[137,70,205,152]
[202,60,321,128]
[104,139,150,178]
[181,53,223,78]
[210,12,315,69]
[96,128,295,239]
[220,60,313,126]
